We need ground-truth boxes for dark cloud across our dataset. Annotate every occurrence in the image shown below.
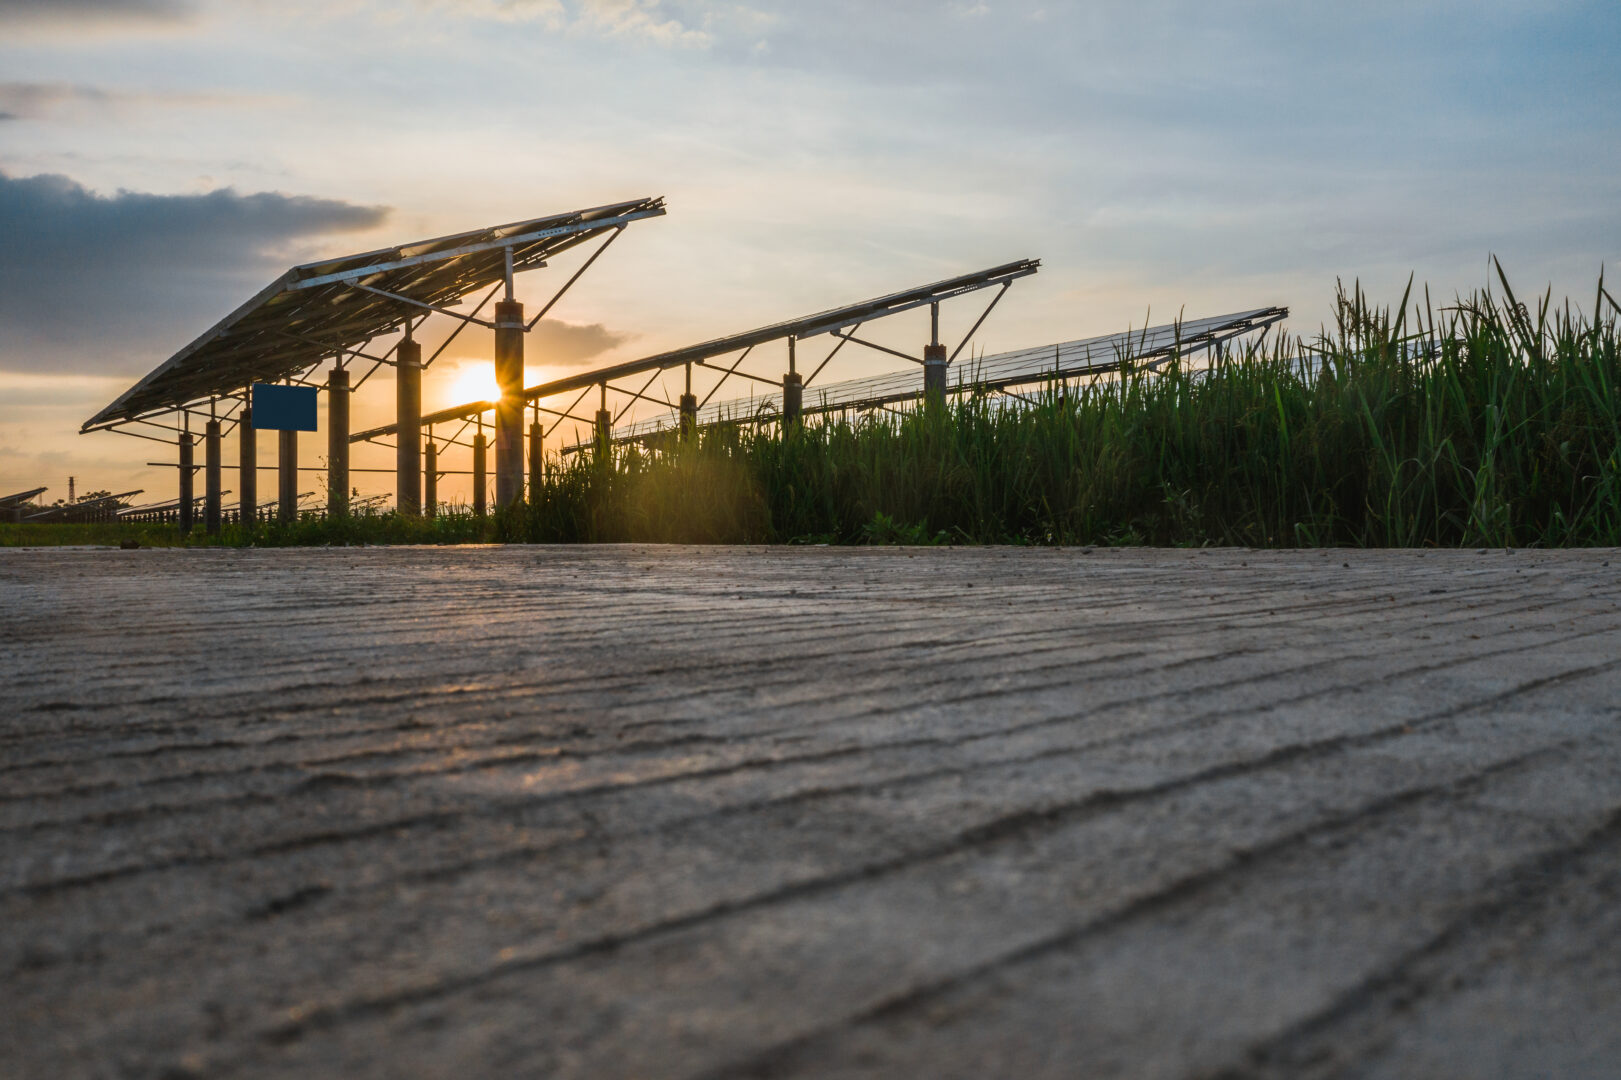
[0,83,113,120]
[0,170,388,376]
[0,0,190,22]
[0,81,264,122]
[529,318,631,367]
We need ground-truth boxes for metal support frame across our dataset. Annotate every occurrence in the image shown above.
[494,298,525,508]
[594,384,611,458]
[782,336,802,427]
[238,405,256,525]
[177,425,194,533]
[424,438,438,519]
[277,429,298,523]
[204,416,222,534]
[344,281,501,329]
[829,329,925,367]
[525,226,624,331]
[803,333,852,387]
[396,337,422,515]
[679,363,698,440]
[949,281,1011,363]
[611,369,672,424]
[529,415,544,500]
[698,346,754,409]
[696,358,781,388]
[328,366,350,517]
[349,262,1041,458]
[472,423,488,517]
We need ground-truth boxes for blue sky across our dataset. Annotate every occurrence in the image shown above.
[2,0,1617,499]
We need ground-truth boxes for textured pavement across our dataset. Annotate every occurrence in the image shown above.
[2,544,1620,1079]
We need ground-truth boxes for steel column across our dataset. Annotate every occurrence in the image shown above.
[784,336,804,428]
[178,433,194,533]
[424,439,438,518]
[494,299,525,508]
[923,343,948,405]
[204,419,221,535]
[594,409,612,458]
[680,362,697,439]
[327,366,350,517]
[238,405,256,526]
[472,431,487,517]
[396,339,422,515]
[528,419,544,499]
[278,430,297,523]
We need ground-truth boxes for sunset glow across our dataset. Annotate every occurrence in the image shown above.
[444,362,503,410]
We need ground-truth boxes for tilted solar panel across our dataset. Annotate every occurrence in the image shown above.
[570,306,1287,451]
[83,197,665,432]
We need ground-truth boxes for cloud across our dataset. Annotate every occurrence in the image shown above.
[0,0,192,25]
[0,82,267,122]
[528,318,632,366]
[0,170,388,377]
[413,0,707,45]
[575,0,709,46]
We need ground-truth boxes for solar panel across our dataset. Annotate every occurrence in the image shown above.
[0,487,48,509]
[570,307,1287,451]
[83,197,666,432]
[348,260,1040,443]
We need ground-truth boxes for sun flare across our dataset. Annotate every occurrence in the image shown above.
[445,362,502,407]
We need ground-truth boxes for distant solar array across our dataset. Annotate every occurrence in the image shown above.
[565,307,1288,451]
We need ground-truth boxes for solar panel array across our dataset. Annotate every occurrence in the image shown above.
[84,198,665,432]
[348,260,1040,443]
[567,306,1287,451]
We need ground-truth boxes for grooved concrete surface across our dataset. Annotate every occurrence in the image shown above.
[3,545,1621,1080]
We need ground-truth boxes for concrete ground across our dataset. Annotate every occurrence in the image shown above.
[2,545,1619,1079]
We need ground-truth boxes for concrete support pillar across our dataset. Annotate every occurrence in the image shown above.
[494,299,525,508]
[594,408,612,459]
[396,339,422,516]
[473,431,487,518]
[424,440,438,519]
[923,343,948,406]
[204,419,222,535]
[238,405,256,527]
[278,430,298,523]
[528,419,544,500]
[178,432,195,534]
[327,366,350,518]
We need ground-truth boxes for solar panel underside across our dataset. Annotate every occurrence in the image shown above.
[84,197,664,431]
[571,306,1287,451]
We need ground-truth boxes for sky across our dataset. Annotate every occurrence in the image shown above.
[2,0,1618,506]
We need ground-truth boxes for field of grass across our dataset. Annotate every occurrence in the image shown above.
[505,266,1621,547]
[7,266,1618,550]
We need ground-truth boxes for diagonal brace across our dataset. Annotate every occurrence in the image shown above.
[829,329,924,366]
[344,281,499,329]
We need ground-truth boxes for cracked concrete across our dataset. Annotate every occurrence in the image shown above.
[2,545,1619,1078]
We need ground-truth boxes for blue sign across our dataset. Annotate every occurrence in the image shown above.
[251,384,318,432]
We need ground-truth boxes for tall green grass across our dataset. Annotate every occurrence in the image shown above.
[9,268,1616,550]
[504,266,1621,547]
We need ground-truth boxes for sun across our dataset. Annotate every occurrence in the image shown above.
[444,362,503,407]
